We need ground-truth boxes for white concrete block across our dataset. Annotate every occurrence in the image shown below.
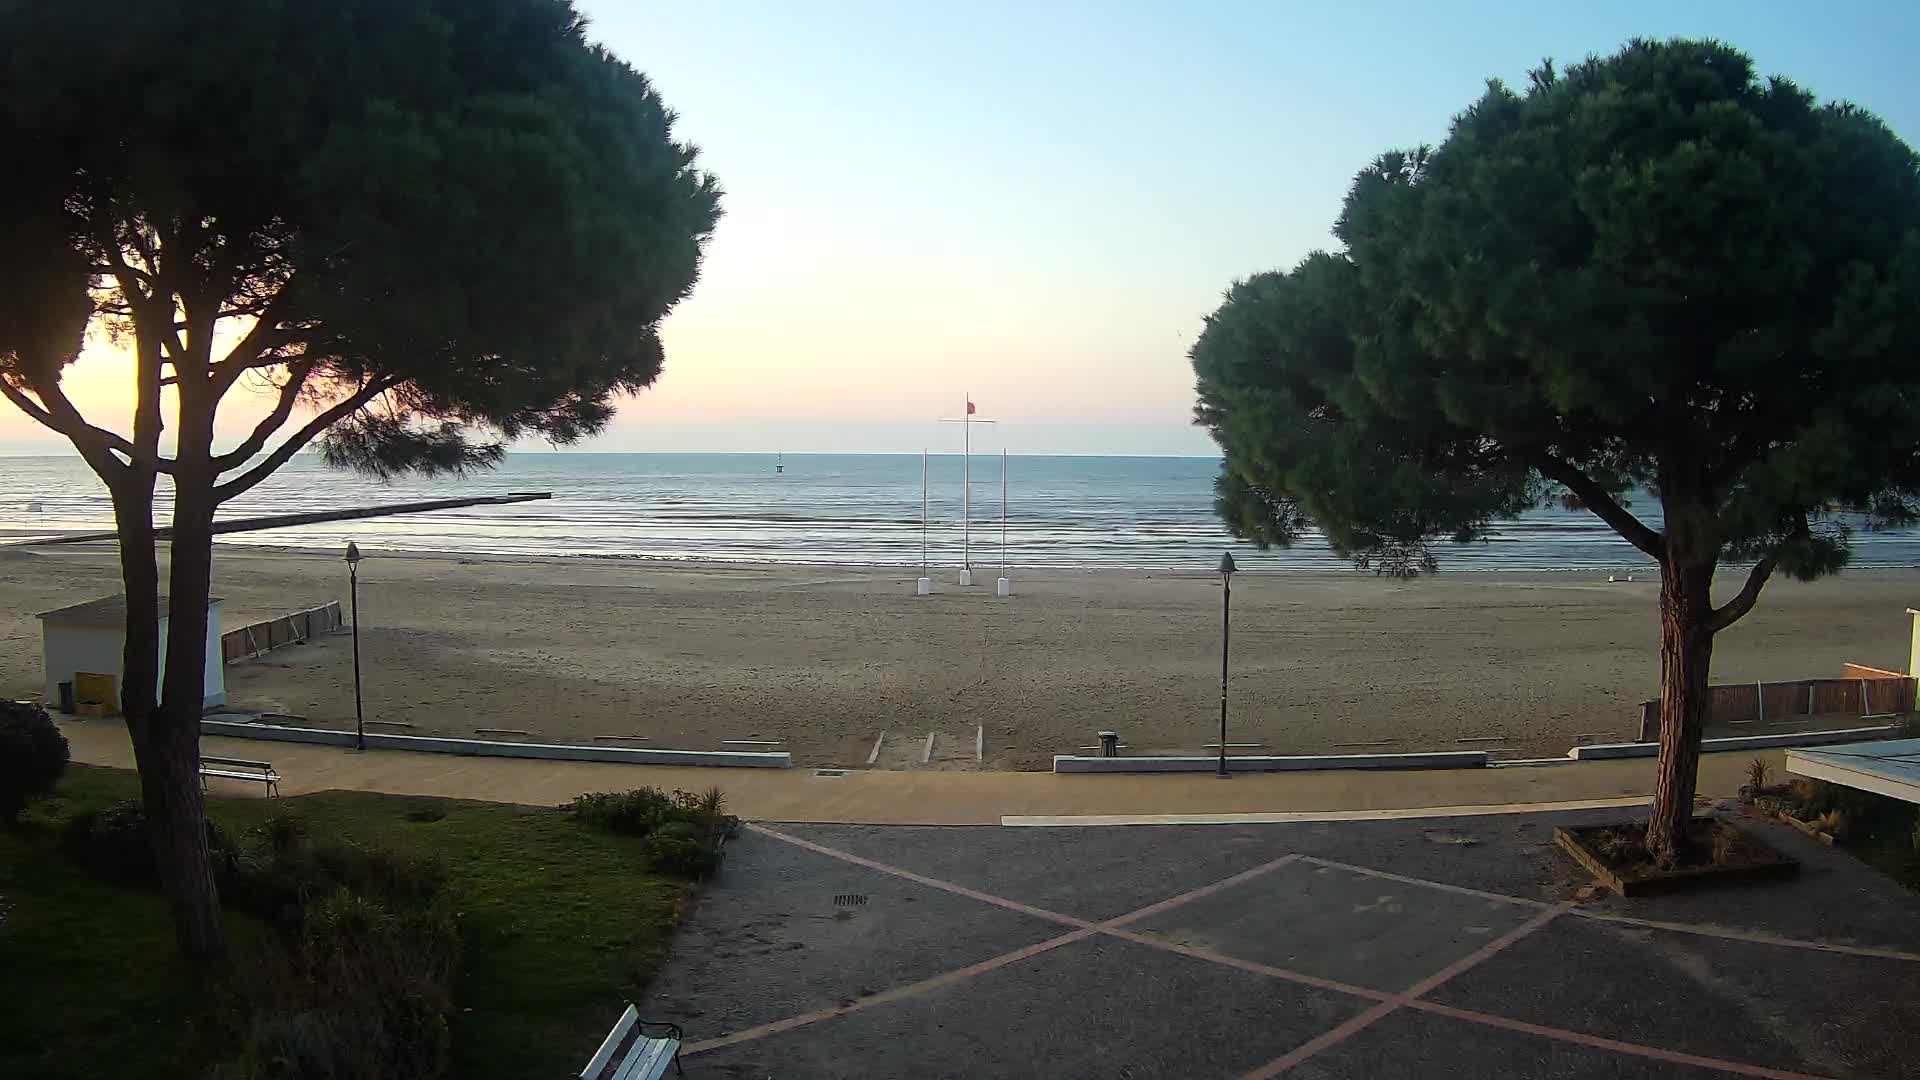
[199,720,793,768]
[996,577,1012,597]
[1051,751,1488,774]
[1568,724,1896,760]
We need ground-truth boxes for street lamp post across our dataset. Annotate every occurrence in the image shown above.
[1217,550,1236,778]
[346,542,365,751]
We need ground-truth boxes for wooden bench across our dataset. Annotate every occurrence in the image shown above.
[199,756,280,798]
[580,1004,682,1079]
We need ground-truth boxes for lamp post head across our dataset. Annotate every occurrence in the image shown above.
[345,542,362,566]
[1218,550,1236,578]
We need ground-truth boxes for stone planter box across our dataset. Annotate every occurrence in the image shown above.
[1553,822,1799,897]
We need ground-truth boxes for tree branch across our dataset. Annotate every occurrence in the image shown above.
[1706,553,1778,633]
[212,376,401,503]
[98,230,190,363]
[1532,454,1666,560]
[211,360,315,471]
[0,374,170,473]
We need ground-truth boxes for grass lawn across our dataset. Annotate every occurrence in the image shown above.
[0,765,692,1079]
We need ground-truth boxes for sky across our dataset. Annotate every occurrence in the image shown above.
[4,1,1918,457]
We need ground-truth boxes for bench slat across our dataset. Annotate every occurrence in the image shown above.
[581,1005,640,1080]
[614,1038,678,1080]
[201,769,277,783]
[202,756,274,769]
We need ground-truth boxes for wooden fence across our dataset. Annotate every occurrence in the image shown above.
[1635,664,1915,741]
[221,601,344,664]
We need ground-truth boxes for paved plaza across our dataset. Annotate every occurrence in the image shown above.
[648,809,1920,1078]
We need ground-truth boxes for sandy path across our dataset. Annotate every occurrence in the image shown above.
[3,544,1913,769]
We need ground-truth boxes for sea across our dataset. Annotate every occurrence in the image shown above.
[4,452,1919,573]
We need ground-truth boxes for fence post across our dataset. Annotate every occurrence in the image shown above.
[1755,681,1765,724]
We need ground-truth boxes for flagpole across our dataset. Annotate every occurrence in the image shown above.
[962,392,971,577]
[996,447,1013,596]
[917,448,931,595]
[938,398,992,587]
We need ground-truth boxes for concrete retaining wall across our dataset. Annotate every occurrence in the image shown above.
[1570,725,1895,761]
[1053,750,1487,774]
[200,719,791,768]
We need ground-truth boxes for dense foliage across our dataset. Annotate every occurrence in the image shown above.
[0,0,721,960]
[1192,38,1920,856]
[565,786,734,876]
[0,701,68,821]
[1196,40,1920,578]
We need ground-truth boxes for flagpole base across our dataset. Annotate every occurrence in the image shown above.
[960,569,976,587]
[996,577,1012,597]
[916,577,932,596]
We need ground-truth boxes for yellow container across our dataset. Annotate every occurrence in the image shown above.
[73,671,118,716]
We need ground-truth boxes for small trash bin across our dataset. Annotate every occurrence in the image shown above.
[1098,730,1119,758]
[58,680,75,715]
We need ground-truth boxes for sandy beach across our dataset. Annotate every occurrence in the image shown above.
[3,543,1913,769]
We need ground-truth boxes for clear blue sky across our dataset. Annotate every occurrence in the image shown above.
[562,0,1919,455]
[4,2,1913,458]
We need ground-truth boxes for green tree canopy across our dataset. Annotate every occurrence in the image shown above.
[0,0,721,961]
[1192,39,1920,857]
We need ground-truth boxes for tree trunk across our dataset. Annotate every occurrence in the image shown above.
[1646,554,1716,862]
[109,464,226,963]
[155,448,227,965]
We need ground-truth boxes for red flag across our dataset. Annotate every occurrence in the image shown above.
[966,400,976,414]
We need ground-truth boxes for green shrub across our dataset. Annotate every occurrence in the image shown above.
[563,787,677,836]
[565,787,736,877]
[262,811,306,854]
[221,890,458,1079]
[643,829,721,878]
[61,798,236,887]
[223,833,446,926]
[0,700,69,822]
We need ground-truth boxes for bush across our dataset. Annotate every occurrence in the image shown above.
[644,825,721,878]
[223,831,446,926]
[59,799,236,886]
[563,788,677,836]
[61,799,237,887]
[564,787,736,878]
[220,890,459,1080]
[0,700,69,822]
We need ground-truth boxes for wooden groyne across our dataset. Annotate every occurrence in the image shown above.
[17,493,553,545]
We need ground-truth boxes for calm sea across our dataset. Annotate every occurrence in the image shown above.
[3,452,1918,572]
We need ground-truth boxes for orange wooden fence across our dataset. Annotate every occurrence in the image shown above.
[1635,663,1914,741]
[220,601,344,663]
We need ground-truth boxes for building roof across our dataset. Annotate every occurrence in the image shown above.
[1786,738,1920,806]
[36,594,223,627]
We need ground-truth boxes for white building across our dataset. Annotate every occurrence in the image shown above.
[37,595,226,713]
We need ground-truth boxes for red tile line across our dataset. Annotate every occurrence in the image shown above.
[1240,905,1567,1079]
[1405,1001,1830,1080]
[685,826,1305,1056]
[693,826,1842,1079]
[1298,855,1920,963]
[682,926,1102,1055]
[742,824,1096,930]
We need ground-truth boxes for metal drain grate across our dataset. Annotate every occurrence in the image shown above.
[813,768,849,778]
